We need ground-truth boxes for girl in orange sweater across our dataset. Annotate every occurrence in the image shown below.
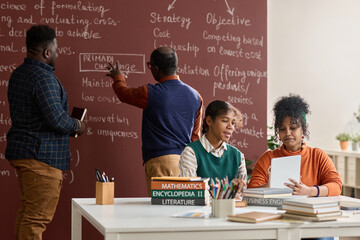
[248,94,342,197]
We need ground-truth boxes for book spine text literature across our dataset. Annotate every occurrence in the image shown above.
[151,198,206,206]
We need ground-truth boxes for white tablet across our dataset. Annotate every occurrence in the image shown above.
[269,155,301,188]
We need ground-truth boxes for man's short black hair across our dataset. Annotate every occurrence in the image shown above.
[150,47,178,75]
[26,25,56,52]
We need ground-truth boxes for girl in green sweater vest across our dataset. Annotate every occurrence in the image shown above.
[179,100,247,182]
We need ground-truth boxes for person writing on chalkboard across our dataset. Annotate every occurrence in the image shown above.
[5,25,86,239]
[248,94,342,198]
[106,47,203,196]
[179,100,247,182]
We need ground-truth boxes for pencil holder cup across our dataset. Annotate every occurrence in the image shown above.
[212,199,235,218]
[96,182,114,205]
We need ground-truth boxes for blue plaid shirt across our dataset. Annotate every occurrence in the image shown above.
[5,58,78,170]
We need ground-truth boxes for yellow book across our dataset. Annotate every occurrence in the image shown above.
[228,211,282,223]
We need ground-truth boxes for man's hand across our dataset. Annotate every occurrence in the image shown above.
[76,121,86,136]
[106,61,127,81]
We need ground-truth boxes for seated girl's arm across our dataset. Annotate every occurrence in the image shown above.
[234,152,248,199]
[179,146,198,177]
[237,152,247,181]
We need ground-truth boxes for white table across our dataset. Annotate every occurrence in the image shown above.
[72,197,360,240]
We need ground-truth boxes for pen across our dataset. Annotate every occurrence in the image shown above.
[95,168,103,182]
[225,184,233,199]
[103,172,111,182]
[213,186,218,199]
[223,185,230,199]
[216,183,222,199]
[208,189,214,198]
[231,182,240,199]
[102,172,107,182]
[221,184,227,199]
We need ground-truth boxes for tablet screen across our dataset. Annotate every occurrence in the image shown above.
[270,155,301,188]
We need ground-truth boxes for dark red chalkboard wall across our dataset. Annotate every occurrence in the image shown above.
[0,0,267,239]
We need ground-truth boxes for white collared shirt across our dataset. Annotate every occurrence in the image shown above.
[179,134,247,180]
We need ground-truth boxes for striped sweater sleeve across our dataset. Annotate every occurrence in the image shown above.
[179,146,198,177]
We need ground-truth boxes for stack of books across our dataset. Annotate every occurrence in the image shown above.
[282,197,342,221]
[151,177,210,206]
[242,188,293,208]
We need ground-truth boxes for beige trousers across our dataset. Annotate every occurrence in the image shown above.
[10,159,63,240]
[144,154,180,196]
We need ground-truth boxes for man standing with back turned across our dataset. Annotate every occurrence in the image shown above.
[106,47,203,195]
[5,25,85,239]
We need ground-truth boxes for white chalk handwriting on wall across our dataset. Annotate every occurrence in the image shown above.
[0,1,266,239]
[0,0,266,192]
